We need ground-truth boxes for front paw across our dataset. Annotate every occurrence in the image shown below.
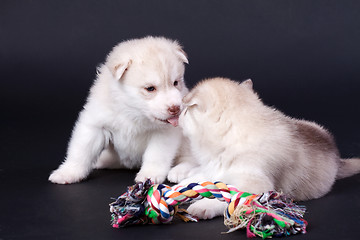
[187,199,227,220]
[48,165,88,184]
[167,164,190,183]
[135,167,167,184]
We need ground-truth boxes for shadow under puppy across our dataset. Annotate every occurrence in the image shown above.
[169,77,360,219]
[49,36,188,184]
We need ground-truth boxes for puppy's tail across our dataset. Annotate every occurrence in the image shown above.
[336,158,360,179]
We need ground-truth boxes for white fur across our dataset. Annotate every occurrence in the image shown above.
[169,77,360,219]
[49,36,189,184]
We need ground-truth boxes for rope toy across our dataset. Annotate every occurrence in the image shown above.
[109,179,307,238]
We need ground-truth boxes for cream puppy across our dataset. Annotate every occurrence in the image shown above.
[169,77,360,219]
[49,36,189,184]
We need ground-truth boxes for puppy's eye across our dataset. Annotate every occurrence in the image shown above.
[145,86,156,92]
[174,81,179,87]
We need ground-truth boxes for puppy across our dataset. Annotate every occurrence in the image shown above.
[169,77,360,219]
[49,36,189,184]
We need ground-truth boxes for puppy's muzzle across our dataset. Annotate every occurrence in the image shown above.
[168,105,180,116]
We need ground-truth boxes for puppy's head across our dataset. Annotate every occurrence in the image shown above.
[179,78,255,137]
[105,36,189,127]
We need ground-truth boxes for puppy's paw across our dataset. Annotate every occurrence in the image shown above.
[135,167,167,184]
[167,165,190,183]
[187,199,227,220]
[48,165,88,184]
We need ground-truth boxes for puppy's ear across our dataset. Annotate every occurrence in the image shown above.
[176,48,189,64]
[242,79,253,89]
[112,60,132,80]
[183,89,197,106]
[183,89,208,112]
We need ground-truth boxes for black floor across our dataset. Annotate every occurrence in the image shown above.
[1,120,360,240]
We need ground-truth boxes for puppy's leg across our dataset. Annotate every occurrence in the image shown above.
[94,143,123,169]
[136,129,181,183]
[49,119,106,184]
[227,173,275,195]
[167,160,198,183]
[168,137,198,183]
[187,199,228,220]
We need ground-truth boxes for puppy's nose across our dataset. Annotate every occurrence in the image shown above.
[168,105,180,115]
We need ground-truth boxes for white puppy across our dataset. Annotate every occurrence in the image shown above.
[49,36,189,184]
[169,77,360,219]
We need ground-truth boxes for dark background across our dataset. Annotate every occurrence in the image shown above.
[1,0,359,239]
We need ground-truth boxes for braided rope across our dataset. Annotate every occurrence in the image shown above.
[110,180,307,238]
[146,181,252,223]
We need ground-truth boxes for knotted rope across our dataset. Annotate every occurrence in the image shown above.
[109,179,307,238]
